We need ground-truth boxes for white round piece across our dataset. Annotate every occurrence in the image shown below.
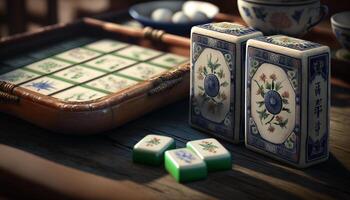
[151,8,173,22]
[172,11,190,23]
[187,11,208,22]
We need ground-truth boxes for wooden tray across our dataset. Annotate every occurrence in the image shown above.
[0,18,190,134]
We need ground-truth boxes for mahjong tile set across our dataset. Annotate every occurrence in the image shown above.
[189,22,330,168]
[0,39,187,102]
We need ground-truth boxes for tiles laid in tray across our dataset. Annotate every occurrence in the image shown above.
[52,86,107,102]
[0,68,41,85]
[84,39,129,53]
[83,54,136,72]
[54,47,101,63]
[85,74,139,93]
[20,76,73,95]
[116,63,168,80]
[148,53,188,68]
[52,65,105,83]
[114,45,162,61]
[24,58,72,74]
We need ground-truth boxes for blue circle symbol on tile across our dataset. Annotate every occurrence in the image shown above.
[264,90,282,115]
[204,74,220,97]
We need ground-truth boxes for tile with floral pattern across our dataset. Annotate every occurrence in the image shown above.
[116,63,167,80]
[21,76,73,95]
[84,55,136,72]
[85,74,139,93]
[53,65,105,83]
[25,58,71,74]
[84,39,129,53]
[55,48,101,63]
[114,45,162,61]
[52,86,107,102]
[0,69,41,85]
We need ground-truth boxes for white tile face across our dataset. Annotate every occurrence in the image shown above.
[55,48,101,63]
[149,53,188,67]
[115,45,162,61]
[166,148,204,169]
[53,65,105,83]
[25,58,71,74]
[187,138,229,160]
[0,69,41,85]
[86,74,138,93]
[117,63,167,80]
[134,134,174,153]
[85,39,129,53]
[84,55,136,72]
[21,76,72,95]
[53,86,106,102]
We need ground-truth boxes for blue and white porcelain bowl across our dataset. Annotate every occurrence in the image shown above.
[237,0,328,36]
[129,1,218,35]
[331,11,350,51]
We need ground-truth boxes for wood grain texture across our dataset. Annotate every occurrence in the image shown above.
[0,84,349,199]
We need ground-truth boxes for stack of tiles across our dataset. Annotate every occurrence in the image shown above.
[245,35,330,168]
[187,138,231,171]
[165,148,207,182]
[190,22,262,143]
[133,134,175,166]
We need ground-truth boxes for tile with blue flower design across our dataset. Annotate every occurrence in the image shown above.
[148,53,188,68]
[24,58,72,74]
[55,47,101,63]
[52,65,104,83]
[84,54,136,72]
[0,69,41,85]
[116,63,167,80]
[52,86,107,102]
[114,45,162,61]
[84,39,129,53]
[20,76,73,95]
[85,74,139,93]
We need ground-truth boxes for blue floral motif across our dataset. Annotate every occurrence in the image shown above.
[292,9,304,24]
[252,7,267,22]
[175,150,196,164]
[27,80,56,91]
[242,6,252,19]
[198,22,258,36]
[256,36,322,51]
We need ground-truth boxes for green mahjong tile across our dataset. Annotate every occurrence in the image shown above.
[84,39,129,53]
[0,69,41,85]
[52,86,107,102]
[165,148,207,182]
[24,58,71,74]
[187,138,231,172]
[149,53,188,68]
[84,55,136,72]
[55,48,101,63]
[85,74,139,93]
[53,65,105,83]
[114,45,162,61]
[21,76,73,95]
[133,134,175,166]
[116,63,167,80]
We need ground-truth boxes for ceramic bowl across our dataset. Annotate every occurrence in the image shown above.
[237,0,328,36]
[331,11,350,51]
[129,1,219,35]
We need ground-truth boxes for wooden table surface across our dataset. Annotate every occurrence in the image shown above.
[0,82,349,199]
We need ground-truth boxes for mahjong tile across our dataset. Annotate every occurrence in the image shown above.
[52,86,107,102]
[21,76,72,95]
[165,148,207,182]
[149,53,188,68]
[115,45,162,61]
[84,55,136,72]
[25,58,71,74]
[55,48,101,63]
[0,69,41,85]
[187,138,231,172]
[53,65,104,83]
[133,134,175,166]
[86,74,139,93]
[85,39,128,53]
[117,63,167,80]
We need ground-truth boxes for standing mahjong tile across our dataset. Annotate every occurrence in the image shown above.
[85,74,139,93]
[84,55,136,72]
[114,45,162,61]
[55,48,101,63]
[0,69,41,85]
[52,86,107,102]
[84,39,129,53]
[53,65,104,83]
[149,53,188,68]
[165,148,207,182]
[24,58,71,74]
[133,134,175,166]
[21,76,73,95]
[116,63,167,80]
[187,138,231,172]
